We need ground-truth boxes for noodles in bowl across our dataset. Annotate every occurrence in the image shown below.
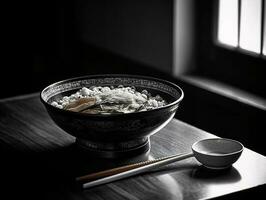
[51,85,167,114]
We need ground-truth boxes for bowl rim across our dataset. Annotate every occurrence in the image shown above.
[192,138,244,157]
[40,74,184,118]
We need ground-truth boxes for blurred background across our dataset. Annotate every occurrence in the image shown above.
[2,0,265,154]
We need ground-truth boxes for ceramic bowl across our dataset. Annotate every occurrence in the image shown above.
[192,138,244,169]
[40,74,184,158]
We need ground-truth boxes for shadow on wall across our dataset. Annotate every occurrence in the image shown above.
[79,0,173,74]
[2,0,175,99]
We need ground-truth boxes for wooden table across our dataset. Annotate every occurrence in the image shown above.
[0,93,265,200]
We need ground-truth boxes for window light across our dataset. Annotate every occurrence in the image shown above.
[218,0,265,55]
[239,0,262,54]
[218,0,238,47]
[263,1,266,55]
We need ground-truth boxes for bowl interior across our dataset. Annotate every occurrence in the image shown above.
[192,138,243,156]
[41,75,183,111]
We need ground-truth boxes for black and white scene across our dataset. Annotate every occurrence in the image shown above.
[0,0,265,199]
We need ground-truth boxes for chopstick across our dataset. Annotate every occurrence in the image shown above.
[76,152,193,189]
[76,154,178,182]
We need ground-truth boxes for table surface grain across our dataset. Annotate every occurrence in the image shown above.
[0,93,265,200]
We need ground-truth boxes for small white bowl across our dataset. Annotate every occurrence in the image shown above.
[192,138,244,169]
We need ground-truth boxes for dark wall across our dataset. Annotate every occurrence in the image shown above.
[2,1,80,98]
[79,0,173,73]
[2,0,173,98]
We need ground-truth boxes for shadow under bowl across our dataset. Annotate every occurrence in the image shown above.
[40,74,184,158]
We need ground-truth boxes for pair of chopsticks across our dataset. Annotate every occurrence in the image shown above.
[76,152,193,189]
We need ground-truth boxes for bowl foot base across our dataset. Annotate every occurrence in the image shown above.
[75,137,150,158]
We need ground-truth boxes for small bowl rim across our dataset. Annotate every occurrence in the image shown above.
[40,74,184,118]
[192,138,244,157]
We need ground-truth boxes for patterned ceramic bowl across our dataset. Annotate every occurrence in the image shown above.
[40,74,184,158]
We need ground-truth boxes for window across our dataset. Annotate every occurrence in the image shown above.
[194,0,266,98]
[217,0,265,56]
[218,0,238,47]
[264,1,266,54]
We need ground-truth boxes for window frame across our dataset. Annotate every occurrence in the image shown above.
[193,0,266,98]
[215,0,266,58]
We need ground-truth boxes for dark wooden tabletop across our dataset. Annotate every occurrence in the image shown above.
[0,93,265,200]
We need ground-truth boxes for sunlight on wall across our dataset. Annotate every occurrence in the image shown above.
[263,1,266,55]
[239,0,262,54]
[218,0,238,47]
[218,0,265,55]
